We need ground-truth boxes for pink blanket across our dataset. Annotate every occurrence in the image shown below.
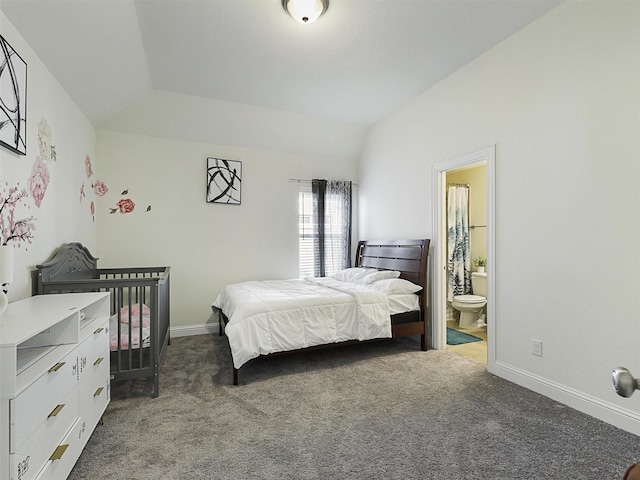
[118,304,151,327]
[110,314,150,350]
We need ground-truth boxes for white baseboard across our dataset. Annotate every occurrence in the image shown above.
[492,361,640,436]
[170,323,218,338]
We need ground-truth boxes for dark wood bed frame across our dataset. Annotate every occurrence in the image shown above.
[218,239,430,385]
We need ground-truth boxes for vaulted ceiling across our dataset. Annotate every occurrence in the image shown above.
[1,0,563,127]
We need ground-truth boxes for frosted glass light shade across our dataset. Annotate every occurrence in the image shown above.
[282,0,328,24]
[0,245,14,284]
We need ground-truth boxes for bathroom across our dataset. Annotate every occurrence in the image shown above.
[445,164,488,363]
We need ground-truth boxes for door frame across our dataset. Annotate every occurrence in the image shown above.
[430,145,496,370]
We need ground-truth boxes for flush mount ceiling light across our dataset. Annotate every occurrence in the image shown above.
[282,0,329,24]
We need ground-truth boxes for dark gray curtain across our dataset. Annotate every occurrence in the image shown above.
[312,179,352,277]
[312,179,326,277]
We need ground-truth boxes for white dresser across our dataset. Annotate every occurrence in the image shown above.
[0,292,111,480]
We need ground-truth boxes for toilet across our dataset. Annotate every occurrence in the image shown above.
[451,272,487,329]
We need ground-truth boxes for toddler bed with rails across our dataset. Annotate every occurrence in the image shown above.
[33,242,171,398]
[213,239,430,385]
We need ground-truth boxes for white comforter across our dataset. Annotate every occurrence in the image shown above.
[212,278,392,369]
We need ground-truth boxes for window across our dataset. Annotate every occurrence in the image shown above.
[298,180,352,278]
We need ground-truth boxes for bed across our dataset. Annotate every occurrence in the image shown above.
[213,239,430,385]
[33,243,171,398]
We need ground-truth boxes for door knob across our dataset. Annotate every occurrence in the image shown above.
[612,367,639,398]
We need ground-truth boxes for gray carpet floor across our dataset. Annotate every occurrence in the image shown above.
[68,333,640,479]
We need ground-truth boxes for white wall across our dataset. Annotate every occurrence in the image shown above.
[359,1,640,433]
[96,121,358,333]
[0,12,97,302]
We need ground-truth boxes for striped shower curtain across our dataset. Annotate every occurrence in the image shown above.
[447,186,471,302]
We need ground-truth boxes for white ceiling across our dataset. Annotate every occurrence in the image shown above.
[1,0,563,127]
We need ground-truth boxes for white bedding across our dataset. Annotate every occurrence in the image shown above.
[389,294,420,315]
[212,277,397,369]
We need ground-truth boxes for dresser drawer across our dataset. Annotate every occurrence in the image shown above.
[33,417,86,480]
[11,349,78,452]
[80,346,110,430]
[78,320,109,379]
[11,385,79,480]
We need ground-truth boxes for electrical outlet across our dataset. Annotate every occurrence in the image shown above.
[531,339,542,357]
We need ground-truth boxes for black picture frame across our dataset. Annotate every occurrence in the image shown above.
[0,35,27,156]
[206,158,242,205]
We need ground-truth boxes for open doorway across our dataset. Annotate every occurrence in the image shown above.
[431,146,496,370]
[445,165,487,363]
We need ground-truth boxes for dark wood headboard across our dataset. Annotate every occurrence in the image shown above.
[355,239,429,287]
[355,238,430,312]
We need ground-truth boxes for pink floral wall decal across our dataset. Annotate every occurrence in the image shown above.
[103,187,150,216]
[110,198,135,214]
[37,118,55,162]
[28,156,50,208]
[85,155,93,178]
[80,153,109,221]
[92,180,108,196]
[0,183,36,248]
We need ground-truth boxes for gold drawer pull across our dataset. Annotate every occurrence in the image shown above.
[94,327,104,334]
[48,404,65,417]
[94,357,104,365]
[49,444,69,461]
[48,362,65,373]
[94,387,104,397]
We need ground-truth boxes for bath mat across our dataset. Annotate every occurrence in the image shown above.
[447,327,483,345]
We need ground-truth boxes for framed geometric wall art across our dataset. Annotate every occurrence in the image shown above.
[206,157,242,205]
[0,35,27,155]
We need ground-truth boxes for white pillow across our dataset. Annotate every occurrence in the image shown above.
[368,278,422,295]
[360,270,401,284]
[332,267,378,283]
